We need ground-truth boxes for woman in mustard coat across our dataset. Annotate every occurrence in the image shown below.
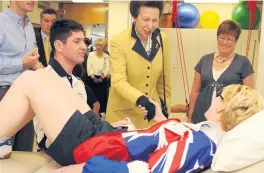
[106,1,171,128]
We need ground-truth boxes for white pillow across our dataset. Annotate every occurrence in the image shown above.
[211,110,264,172]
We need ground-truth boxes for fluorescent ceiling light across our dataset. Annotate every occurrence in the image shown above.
[72,0,104,3]
[184,0,239,3]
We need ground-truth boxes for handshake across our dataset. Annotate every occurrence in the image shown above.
[111,96,168,131]
[137,96,167,123]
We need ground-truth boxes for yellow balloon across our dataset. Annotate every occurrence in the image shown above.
[200,10,220,29]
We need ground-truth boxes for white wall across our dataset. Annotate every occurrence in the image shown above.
[83,24,105,37]
[256,4,264,96]
[83,24,106,45]
[194,3,237,27]
[107,2,131,45]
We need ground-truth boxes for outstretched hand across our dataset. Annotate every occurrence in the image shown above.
[140,99,167,123]
[111,118,136,131]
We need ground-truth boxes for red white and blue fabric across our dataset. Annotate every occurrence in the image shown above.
[74,119,217,173]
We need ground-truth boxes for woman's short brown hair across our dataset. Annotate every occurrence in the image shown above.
[217,20,241,41]
[129,1,164,18]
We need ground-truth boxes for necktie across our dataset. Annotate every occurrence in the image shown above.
[44,36,50,64]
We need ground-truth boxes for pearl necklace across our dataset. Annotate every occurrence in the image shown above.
[215,52,234,63]
[215,56,228,63]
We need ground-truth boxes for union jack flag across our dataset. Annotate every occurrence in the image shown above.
[74,119,217,173]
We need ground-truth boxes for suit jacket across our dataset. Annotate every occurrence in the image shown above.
[106,26,171,129]
[35,30,53,67]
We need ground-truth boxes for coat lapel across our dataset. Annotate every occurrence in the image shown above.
[36,31,48,66]
[131,24,161,62]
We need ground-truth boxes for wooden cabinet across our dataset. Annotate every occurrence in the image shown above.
[64,3,107,24]
[161,28,259,119]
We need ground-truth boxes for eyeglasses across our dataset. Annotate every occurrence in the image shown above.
[216,89,224,100]
[218,37,235,43]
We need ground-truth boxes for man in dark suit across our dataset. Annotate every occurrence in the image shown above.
[35,8,58,67]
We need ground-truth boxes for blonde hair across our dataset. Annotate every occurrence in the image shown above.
[221,84,264,131]
[94,38,106,46]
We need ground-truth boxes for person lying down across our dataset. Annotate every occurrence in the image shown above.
[54,84,264,173]
[0,69,263,173]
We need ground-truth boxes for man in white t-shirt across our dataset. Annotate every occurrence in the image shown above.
[33,19,99,151]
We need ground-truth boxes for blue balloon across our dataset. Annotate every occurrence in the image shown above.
[176,3,200,28]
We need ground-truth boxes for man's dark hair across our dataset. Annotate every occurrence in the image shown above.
[40,8,58,19]
[50,19,84,52]
[130,1,164,18]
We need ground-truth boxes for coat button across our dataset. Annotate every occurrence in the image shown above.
[145,92,148,95]
[146,76,150,78]
[146,84,149,87]
[147,67,150,69]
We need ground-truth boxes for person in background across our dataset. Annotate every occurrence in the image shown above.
[87,38,110,114]
[0,0,41,158]
[102,38,111,94]
[84,84,101,116]
[80,38,101,115]
[103,38,109,55]
[35,7,58,67]
[82,37,92,72]
[106,1,171,129]
[188,20,254,124]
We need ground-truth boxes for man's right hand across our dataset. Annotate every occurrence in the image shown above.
[22,49,40,69]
